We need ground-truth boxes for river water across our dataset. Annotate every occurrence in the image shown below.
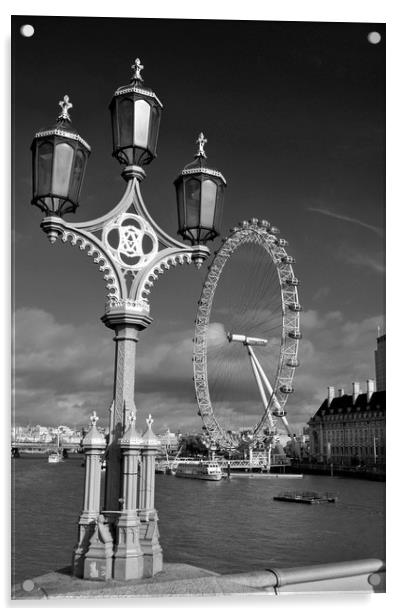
[11,456,385,586]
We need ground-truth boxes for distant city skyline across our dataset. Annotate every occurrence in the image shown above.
[12,17,385,434]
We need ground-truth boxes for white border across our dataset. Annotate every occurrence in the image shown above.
[3,2,399,614]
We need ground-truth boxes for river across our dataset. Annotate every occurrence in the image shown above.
[11,456,385,586]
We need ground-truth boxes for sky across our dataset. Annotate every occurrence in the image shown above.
[12,16,385,435]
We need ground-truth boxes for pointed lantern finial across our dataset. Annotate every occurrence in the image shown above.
[146,414,154,429]
[196,132,207,158]
[128,410,135,426]
[131,57,144,83]
[90,411,99,427]
[58,95,73,122]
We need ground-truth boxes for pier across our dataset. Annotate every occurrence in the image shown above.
[156,455,291,475]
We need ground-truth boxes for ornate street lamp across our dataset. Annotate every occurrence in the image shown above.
[175,132,226,244]
[30,59,226,582]
[31,95,91,220]
[109,58,162,167]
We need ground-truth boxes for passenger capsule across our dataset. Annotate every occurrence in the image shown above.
[288,303,302,312]
[270,226,280,234]
[281,255,296,264]
[273,409,286,417]
[280,385,294,394]
[285,277,300,286]
[288,330,302,340]
[275,238,288,247]
[286,358,300,368]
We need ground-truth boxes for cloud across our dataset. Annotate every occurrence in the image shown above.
[308,207,384,237]
[342,251,385,274]
[298,309,342,331]
[13,307,203,430]
[286,312,384,431]
[13,308,114,426]
[207,322,228,347]
[13,306,385,438]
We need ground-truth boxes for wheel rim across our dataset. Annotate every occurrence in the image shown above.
[193,220,300,449]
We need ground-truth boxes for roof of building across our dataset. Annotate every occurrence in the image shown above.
[309,390,385,422]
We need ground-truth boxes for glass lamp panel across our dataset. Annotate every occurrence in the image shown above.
[185,178,201,228]
[110,100,119,149]
[119,98,134,147]
[69,149,85,203]
[148,105,161,155]
[200,179,217,229]
[176,181,185,229]
[52,142,74,197]
[213,183,225,232]
[134,99,150,149]
[37,141,53,196]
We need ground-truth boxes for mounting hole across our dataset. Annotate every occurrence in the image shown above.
[368,572,382,586]
[22,579,35,592]
[367,31,381,45]
[20,24,35,37]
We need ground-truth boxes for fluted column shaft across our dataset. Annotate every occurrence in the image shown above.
[83,447,103,513]
[121,447,140,511]
[139,447,157,512]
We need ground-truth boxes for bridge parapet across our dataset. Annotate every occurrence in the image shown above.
[11,441,83,452]
[222,558,386,593]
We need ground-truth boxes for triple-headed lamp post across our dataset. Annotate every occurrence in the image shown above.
[30,59,226,581]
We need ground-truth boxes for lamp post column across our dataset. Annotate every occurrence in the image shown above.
[101,309,152,512]
[139,414,163,576]
[72,412,106,577]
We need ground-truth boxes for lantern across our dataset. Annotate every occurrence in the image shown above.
[109,59,163,167]
[31,95,91,217]
[174,133,226,244]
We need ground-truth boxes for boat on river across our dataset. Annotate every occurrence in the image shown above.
[175,460,222,481]
[48,451,63,464]
[48,429,63,463]
[273,491,338,504]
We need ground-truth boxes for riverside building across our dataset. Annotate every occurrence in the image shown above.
[308,335,386,469]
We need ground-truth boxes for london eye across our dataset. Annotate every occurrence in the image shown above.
[193,219,301,452]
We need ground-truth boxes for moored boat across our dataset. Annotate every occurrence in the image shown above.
[175,460,222,481]
[273,491,338,504]
[48,451,63,464]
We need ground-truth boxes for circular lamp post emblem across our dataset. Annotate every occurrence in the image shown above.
[103,213,158,270]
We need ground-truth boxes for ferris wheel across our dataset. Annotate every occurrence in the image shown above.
[193,218,301,450]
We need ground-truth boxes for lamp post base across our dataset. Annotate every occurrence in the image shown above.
[72,515,97,578]
[139,510,163,577]
[113,513,144,580]
[83,516,114,581]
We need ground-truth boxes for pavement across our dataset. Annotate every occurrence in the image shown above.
[11,563,270,600]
